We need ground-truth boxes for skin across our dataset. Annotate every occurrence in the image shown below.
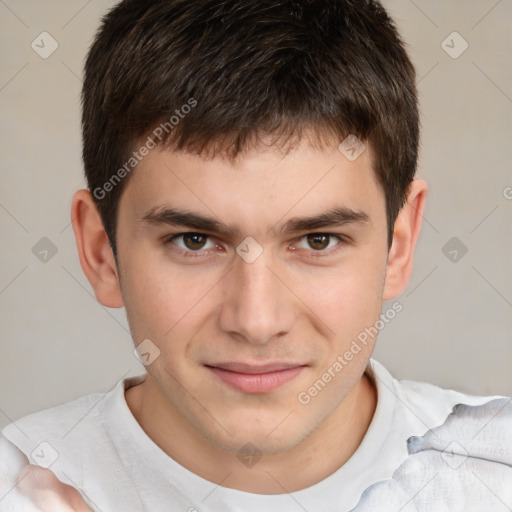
[14,465,93,511]
[70,136,427,494]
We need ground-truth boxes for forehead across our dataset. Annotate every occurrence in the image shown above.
[118,137,385,234]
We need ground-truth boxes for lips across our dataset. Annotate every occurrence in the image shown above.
[205,362,307,393]
[208,362,303,374]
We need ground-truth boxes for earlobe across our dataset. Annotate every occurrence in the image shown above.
[70,189,124,308]
[383,179,428,301]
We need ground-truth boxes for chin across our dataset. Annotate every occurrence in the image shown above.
[203,415,315,455]
[211,432,302,455]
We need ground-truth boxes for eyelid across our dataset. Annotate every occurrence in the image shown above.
[292,233,346,258]
[163,232,221,254]
[163,231,348,258]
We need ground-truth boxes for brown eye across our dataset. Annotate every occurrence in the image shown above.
[164,232,218,256]
[306,234,331,251]
[293,233,345,258]
[182,233,208,250]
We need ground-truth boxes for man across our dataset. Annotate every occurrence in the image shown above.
[1,0,511,510]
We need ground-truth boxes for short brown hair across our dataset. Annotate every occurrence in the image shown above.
[82,0,419,260]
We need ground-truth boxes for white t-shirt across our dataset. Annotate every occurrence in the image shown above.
[1,358,511,511]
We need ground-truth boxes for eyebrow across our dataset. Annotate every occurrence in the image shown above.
[140,206,370,237]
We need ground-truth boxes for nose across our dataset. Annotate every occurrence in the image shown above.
[218,246,296,345]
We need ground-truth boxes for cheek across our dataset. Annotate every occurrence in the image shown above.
[120,237,386,350]
[120,251,220,345]
[290,252,386,346]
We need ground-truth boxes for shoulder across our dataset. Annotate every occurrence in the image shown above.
[369,357,507,428]
[0,374,146,485]
[358,360,512,508]
[355,398,512,510]
[373,357,512,465]
[0,433,30,509]
[0,385,113,498]
[407,397,512,467]
[1,390,107,460]
[0,431,29,483]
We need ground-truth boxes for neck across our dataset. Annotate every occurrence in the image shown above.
[125,371,377,494]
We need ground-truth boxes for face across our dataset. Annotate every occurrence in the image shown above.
[114,137,389,454]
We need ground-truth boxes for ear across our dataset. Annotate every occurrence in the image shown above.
[383,178,428,301]
[70,189,124,308]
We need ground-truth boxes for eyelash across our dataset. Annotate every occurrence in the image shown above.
[162,232,347,260]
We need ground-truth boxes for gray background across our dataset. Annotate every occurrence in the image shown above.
[1,0,511,430]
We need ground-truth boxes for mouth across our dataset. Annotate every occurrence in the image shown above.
[205,362,307,394]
